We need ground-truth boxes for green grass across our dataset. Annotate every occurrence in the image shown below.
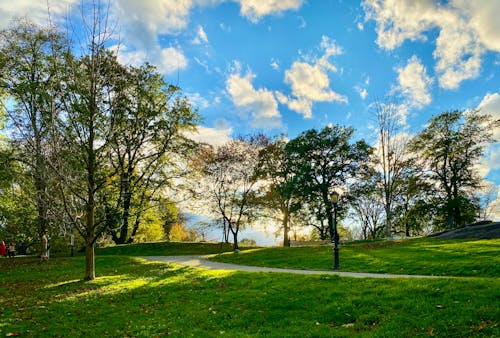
[211,237,500,277]
[96,241,245,256]
[1,255,498,337]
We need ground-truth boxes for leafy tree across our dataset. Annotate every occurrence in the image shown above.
[391,171,434,236]
[0,20,66,257]
[50,4,124,279]
[257,136,298,246]
[410,110,499,229]
[240,238,256,246]
[286,125,372,242]
[198,136,264,251]
[105,63,198,244]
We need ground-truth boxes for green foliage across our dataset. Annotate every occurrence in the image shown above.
[410,110,499,229]
[198,136,265,250]
[0,254,498,336]
[240,238,257,246]
[286,125,372,240]
[104,63,199,245]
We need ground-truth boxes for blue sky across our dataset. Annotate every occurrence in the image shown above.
[2,0,500,227]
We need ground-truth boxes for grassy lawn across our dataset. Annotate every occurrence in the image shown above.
[1,255,498,337]
[211,237,500,277]
[96,241,241,256]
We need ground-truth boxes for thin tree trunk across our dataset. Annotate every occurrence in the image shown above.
[232,229,239,251]
[84,203,95,280]
[283,208,290,247]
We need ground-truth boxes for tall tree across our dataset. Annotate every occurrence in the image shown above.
[373,101,410,238]
[199,136,264,251]
[54,4,120,279]
[410,110,499,229]
[105,63,198,244]
[286,125,372,243]
[257,137,297,247]
[0,20,66,258]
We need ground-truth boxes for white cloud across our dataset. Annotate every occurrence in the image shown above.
[476,145,500,179]
[186,92,210,109]
[363,0,500,89]
[433,21,483,90]
[185,124,232,147]
[238,0,304,23]
[116,45,188,75]
[355,87,368,100]
[453,0,500,52]
[488,190,500,221]
[270,58,280,71]
[282,36,347,118]
[395,55,433,108]
[192,25,209,44]
[112,0,193,48]
[157,47,188,74]
[478,92,500,139]
[226,68,282,128]
[0,0,78,28]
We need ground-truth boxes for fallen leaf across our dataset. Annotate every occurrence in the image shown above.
[426,327,434,336]
[6,333,21,337]
[436,304,444,309]
[328,321,335,327]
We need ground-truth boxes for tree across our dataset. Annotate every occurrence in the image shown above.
[286,126,372,242]
[373,101,411,238]
[199,136,264,251]
[0,20,67,258]
[52,4,122,279]
[257,136,297,247]
[105,63,198,244]
[410,110,499,229]
[391,170,434,236]
[350,174,385,240]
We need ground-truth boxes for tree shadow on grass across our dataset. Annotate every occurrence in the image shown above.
[2,255,499,337]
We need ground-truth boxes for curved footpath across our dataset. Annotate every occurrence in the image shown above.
[142,255,442,279]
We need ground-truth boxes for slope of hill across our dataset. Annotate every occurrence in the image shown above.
[429,221,500,239]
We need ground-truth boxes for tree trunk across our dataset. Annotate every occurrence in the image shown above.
[118,177,132,244]
[385,200,392,239]
[84,240,95,281]
[232,230,239,251]
[282,208,290,247]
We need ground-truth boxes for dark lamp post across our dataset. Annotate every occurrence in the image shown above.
[331,191,340,270]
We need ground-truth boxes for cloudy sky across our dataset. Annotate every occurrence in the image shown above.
[2,0,500,224]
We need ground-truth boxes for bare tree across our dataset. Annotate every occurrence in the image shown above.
[55,3,118,280]
[373,101,410,238]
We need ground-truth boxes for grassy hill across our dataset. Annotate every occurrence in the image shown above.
[1,239,498,337]
[210,237,500,277]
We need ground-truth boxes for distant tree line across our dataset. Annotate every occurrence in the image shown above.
[192,107,498,249]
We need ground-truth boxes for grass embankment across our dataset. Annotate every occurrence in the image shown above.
[96,241,240,256]
[1,255,498,337]
[211,237,500,277]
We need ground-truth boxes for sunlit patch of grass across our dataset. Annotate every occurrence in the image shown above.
[0,255,499,336]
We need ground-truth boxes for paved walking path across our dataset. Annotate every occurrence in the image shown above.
[142,255,442,279]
